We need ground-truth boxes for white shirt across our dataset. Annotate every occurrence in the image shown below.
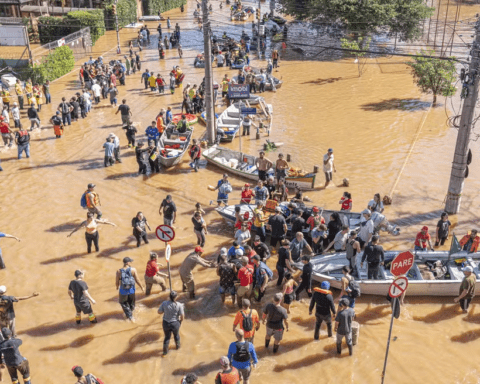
[217,54,224,64]
[91,83,101,97]
[2,109,9,124]
[11,107,19,121]
[358,219,374,242]
[368,199,384,213]
[323,153,334,172]
[234,229,251,244]
[83,92,92,105]
[111,135,120,148]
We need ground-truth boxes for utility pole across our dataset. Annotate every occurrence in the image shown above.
[257,0,261,57]
[445,17,480,214]
[113,0,121,54]
[202,0,215,144]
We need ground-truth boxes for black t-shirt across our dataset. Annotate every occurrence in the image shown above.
[0,338,24,366]
[266,184,276,199]
[327,220,342,242]
[263,303,288,329]
[161,199,177,219]
[124,125,137,135]
[71,101,80,113]
[191,217,204,231]
[118,104,130,116]
[51,115,62,126]
[268,214,287,238]
[132,217,147,234]
[0,296,17,320]
[254,242,269,259]
[68,280,89,305]
[276,247,290,269]
[437,220,451,238]
[291,217,306,234]
[362,244,385,266]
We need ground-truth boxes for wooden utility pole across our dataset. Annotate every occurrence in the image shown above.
[445,17,480,214]
[202,0,215,144]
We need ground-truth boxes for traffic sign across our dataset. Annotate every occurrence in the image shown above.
[241,107,256,115]
[388,276,409,298]
[390,251,415,277]
[165,243,171,262]
[156,225,175,242]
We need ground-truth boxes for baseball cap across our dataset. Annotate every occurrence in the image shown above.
[220,247,227,255]
[123,257,134,263]
[362,209,371,215]
[252,255,260,262]
[244,183,250,187]
[235,248,244,256]
[87,183,95,188]
[254,236,261,242]
[1,328,11,338]
[56,111,60,115]
[0,286,6,294]
[223,173,229,178]
[72,366,84,376]
[170,290,178,300]
[321,281,330,290]
[74,270,83,277]
[422,226,429,231]
[275,206,282,212]
[462,266,473,273]
[13,102,17,106]
[328,148,333,152]
[109,132,116,137]
[312,206,319,213]
[195,246,204,253]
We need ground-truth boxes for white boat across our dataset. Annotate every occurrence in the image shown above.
[294,251,480,297]
[157,125,194,168]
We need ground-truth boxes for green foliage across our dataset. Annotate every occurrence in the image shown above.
[278,0,434,42]
[341,36,371,57]
[28,45,75,84]
[37,10,105,45]
[406,49,457,104]
[104,0,137,29]
[65,10,105,44]
[144,0,187,16]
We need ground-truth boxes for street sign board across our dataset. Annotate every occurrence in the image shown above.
[390,251,415,277]
[228,84,250,99]
[388,276,409,298]
[165,243,171,262]
[155,224,175,242]
[241,107,256,115]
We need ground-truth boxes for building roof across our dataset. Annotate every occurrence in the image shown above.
[20,5,97,14]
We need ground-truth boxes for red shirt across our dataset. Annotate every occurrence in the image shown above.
[341,198,352,211]
[241,189,254,203]
[414,232,431,248]
[145,260,159,277]
[238,264,254,286]
[306,215,325,230]
[0,123,9,134]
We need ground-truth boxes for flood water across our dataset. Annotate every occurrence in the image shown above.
[1,1,480,383]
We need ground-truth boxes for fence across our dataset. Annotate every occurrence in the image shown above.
[30,26,92,64]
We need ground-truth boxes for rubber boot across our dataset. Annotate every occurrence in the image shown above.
[348,344,353,356]
[163,345,169,356]
[314,322,320,340]
[89,313,98,324]
[273,344,279,354]
[265,339,270,348]
[327,323,333,337]
[75,314,81,325]
[336,343,342,355]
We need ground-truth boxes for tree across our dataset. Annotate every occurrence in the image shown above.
[406,49,457,104]
[279,0,434,42]
[341,36,371,76]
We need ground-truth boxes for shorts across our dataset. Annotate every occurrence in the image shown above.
[237,366,251,380]
[325,171,333,182]
[237,284,252,297]
[276,169,287,181]
[121,115,130,125]
[74,301,93,314]
[164,217,174,226]
[219,285,236,295]
[266,326,284,341]
[336,331,352,346]
[284,292,294,305]
[110,98,117,105]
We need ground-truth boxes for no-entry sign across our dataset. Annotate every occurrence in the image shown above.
[156,225,175,242]
[390,251,415,277]
[388,276,409,298]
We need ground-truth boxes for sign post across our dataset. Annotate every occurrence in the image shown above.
[227,84,251,154]
[165,243,172,291]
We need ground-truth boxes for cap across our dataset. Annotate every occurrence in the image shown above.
[220,247,227,255]
[109,132,116,137]
[462,266,473,273]
[275,206,282,212]
[0,286,6,294]
[74,270,83,277]
[72,366,83,376]
[312,206,319,213]
[254,236,261,242]
[0,116,4,121]
[362,209,371,215]
[235,248,244,256]
[13,102,17,106]
[220,356,230,367]
[422,226,429,231]
[1,328,11,338]
[244,183,250,187]
[223,173,229,178]
[321,281,330,290]
[195,246,204,253]
[123,257,134,263]
[252,255,260,262]
[328,148,333,152]
[170,290,178,300]
[349,231,357,237]
[56,111,60,114]
[87,183,95,189]
[166,194,172,200]
[274,292,283,302]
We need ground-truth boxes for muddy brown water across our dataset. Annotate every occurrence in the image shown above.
[1,2,480,383]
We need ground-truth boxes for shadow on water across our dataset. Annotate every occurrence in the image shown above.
[360,98,431,112]
[105,172,142,180]
[40,252,89,265]
[451,328,480,343]
[301,76,358,86]
[45,221,80,233]
[412,304,462,324]
[103,330,162,365]
[40,334,95,351]
[354,304,391,325]
[290,315,315,331]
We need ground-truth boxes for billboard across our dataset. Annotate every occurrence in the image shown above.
[228,84,250,99]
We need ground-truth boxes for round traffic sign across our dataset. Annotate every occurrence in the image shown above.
[156,225,175,242]
[388,276,409,298]
[391,251,415,277]
[165,244,171,262]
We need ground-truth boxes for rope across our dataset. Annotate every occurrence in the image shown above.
[388,103,433,198]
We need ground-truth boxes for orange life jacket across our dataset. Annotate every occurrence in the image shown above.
[459,234,480,253]
[85,191,100,208]
[313,287,332,295]
[217,367,240,384]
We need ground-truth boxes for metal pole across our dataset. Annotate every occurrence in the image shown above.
[115,0,121,54]
[449,0,462,56]
[445,18,480,214]
[257,0,261,57]
[381,298,397,384]
[202,0,215,144]
[433,0,442,50]
[167,261,172,290]
[426,0,434,44]
[239,100,242,153]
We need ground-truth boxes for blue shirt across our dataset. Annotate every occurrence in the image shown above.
[103,142,115,156]
[0,233,5,238]
[228,245,245,259]
[254,186,268,202]
[217,179,229,201]
[166,110,173,123]
[227,341,258,369]
[146,126,160,140]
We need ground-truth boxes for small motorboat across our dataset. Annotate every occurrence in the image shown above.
[293,251,480,297]
[232,11,249,21]
[157,125,194,168]
[215,104,242,142]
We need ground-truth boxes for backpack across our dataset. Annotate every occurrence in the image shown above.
[233,341,251,363]
[347,276,361,298]
[219,182,232,195]
[80,192,88,208]
[85,373,104,384]
[258,261,273,281]
[120,267,136,290]
[241,310,253,332]
[61,102,69,114]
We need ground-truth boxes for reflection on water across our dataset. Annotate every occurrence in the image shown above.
[1,0,480,383]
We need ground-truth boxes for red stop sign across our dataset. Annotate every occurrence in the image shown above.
[390,251,415,277]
